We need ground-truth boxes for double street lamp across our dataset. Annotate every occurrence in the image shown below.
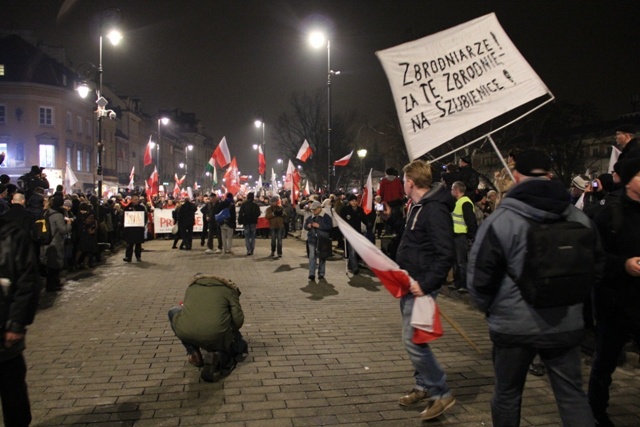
[309,30,340,194]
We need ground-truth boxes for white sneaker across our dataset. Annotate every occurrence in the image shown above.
[204,249,214,254]
[214,249,222,254]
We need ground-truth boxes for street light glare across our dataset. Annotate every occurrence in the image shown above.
[254,119,263,128]
[357,149,368,158]
[160,117,169,125]
[77,83,91,99]
[106,30,123,45]
[187,144,193,151]
[309,31,326,48]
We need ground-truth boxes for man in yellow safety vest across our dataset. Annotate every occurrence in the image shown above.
[450,181,477,292]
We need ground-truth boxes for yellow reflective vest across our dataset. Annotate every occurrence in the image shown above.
[452,196,474,234]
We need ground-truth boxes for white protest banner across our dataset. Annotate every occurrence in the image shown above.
[376,13,551,160]
[153,209,203,234]
[124,211,145,228]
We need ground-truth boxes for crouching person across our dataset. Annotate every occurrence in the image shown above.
[168,274,247,382]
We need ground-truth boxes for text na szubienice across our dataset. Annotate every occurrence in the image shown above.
[396,34,513,133]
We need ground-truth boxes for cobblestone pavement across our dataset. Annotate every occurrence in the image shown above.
[14,235,640,426]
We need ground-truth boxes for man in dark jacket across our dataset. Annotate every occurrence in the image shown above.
[340,194,366,274]
[468,149,601,426]
[457,156,479,199]
[238,192,261,256]
[218,193,236,254]
[0,214,41,426]
[614,124,639,164]
[177,197,197,250]
[588,158,640,427]
[122,195,147,262]
[395,160,456,421]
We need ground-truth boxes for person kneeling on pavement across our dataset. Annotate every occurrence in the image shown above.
[168,274,248,382]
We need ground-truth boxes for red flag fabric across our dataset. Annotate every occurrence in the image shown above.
[258,145,266,175]
[296,139,313,162]
[143,137,153,166]
[361,168,373,214]
[333,150,353,167]
[223,157,240,195]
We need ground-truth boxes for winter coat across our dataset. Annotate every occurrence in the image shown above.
[41,208,71,269]
[238,200,261,225]
[172,275,244,353]
[379,176,405,204]
[122,203,146,244]
[178,201,197,227]
[0,217,40,362]
[218,197,237,229]
[304,212,332,245]
[265,205,286,229]
[395,182,455,295]
[468,178,604,347]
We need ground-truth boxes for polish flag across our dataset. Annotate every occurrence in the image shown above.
[143,136,154,166]
[285,160,300,204]
[304,180,310,196]
[258,145,266,175]
[336,214,442,344]
[361,168,373,214]
[146,166,159,201]
[128,166,135,189]
[271,168,278,191]
[173,174,185,199]
[333,150,353,167]
[223,157,240,195]
[213,137,231,168]
[296,139,313,162]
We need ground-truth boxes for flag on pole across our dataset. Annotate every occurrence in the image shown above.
[143,135,154,166]
[64,162,78,194]
[296,139,313,162]
[333,150,353,167]
[258,145,266,175]
[336,214,442,343]
[173,174,185,199]
[147,166,159,200]
[128,166,135,189]
[212,167,218,187]
[257,175,263,189]
[212,136,231,168]
[223,157,240,195]
[285,160,300,204]
[271,168,278,192]
[304,180,310,196]
[361,168,373,214]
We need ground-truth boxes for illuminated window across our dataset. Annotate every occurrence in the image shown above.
[0,64,4,76]
[86,151,91,171]
[66,146,72,165]
[0,142,6,168]
[39,144,55,168]
[77,149,82,171]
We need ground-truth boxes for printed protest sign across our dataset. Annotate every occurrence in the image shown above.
[376,13,551,160]
[124,211,145,228]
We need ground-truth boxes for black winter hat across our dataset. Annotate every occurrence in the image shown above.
[514,149,551,177]
[615,124,637,135]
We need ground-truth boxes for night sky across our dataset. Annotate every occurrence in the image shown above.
[4,0,640,174]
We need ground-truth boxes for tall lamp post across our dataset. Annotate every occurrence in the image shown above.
[254,111,266,180]
[184,144,193,186]
[157,117,169,185]
[309,31,339,194]
[77,8,122,202]
[357,149,367,189]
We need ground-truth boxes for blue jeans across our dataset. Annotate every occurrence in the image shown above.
[270,228,283,255]
[492,343,594,427]
[347,243,359,272]
[308,241,326,278]
[244,224,256,254]
[400,294,450,398]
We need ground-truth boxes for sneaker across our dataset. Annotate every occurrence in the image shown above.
[529,363,546,377]
[214,249,222,254]
[420,395,456,420]
[399,389,429,406]
[308,276,315,281]
[204,249,214,254]
[270,252,275,257]
[593,410,614,427]
[187,349,204,368]
[318,276,324,280]
[200,353,219,383]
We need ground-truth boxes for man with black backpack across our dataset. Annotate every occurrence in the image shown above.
[467,149,603,427]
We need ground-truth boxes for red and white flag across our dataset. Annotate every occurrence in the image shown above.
[128,166,135,189]
[143,135,154,166]
[146,166,159,201]
[223,157,240,195]
[258,145,266,175]
[296,139,313,162]
[285,160,301,204]
[304,180,310,196]
[336,214,442,343]
[361,168,373,214]
[213,136,231,168]
[333,150,353,167]
[173,174,185,199]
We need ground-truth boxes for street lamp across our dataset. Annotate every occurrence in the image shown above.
[309,30,340,194]
[157,117,169,183]
[184,144,193,186]
[357,148,367,189]
[254,111,266,180]
[76,7,122,202]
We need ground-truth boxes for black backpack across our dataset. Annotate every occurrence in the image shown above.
[33,211,53,245]
[516,218,597,308]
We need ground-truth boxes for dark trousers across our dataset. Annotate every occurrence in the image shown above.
[201,220,209,245]
[270,228,283,255]
[492,343,594,427]
[125,242,141,260]
[453,234,469,289]
[45,267,60,290]
[588,314,640,417]
[0,354,31,427]
[180,225,193,249]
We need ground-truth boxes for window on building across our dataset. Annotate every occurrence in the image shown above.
[66,112,72,130]
[0,105,5,124]
[15,142,24,161]
[39,144,55,168]
[86,120,92,138]
[40,107,53,126]
[77,149,82,171]
[592,147,599,157]
[86,151,91,172]
[77,116,83,134]
[66,146,72,165]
